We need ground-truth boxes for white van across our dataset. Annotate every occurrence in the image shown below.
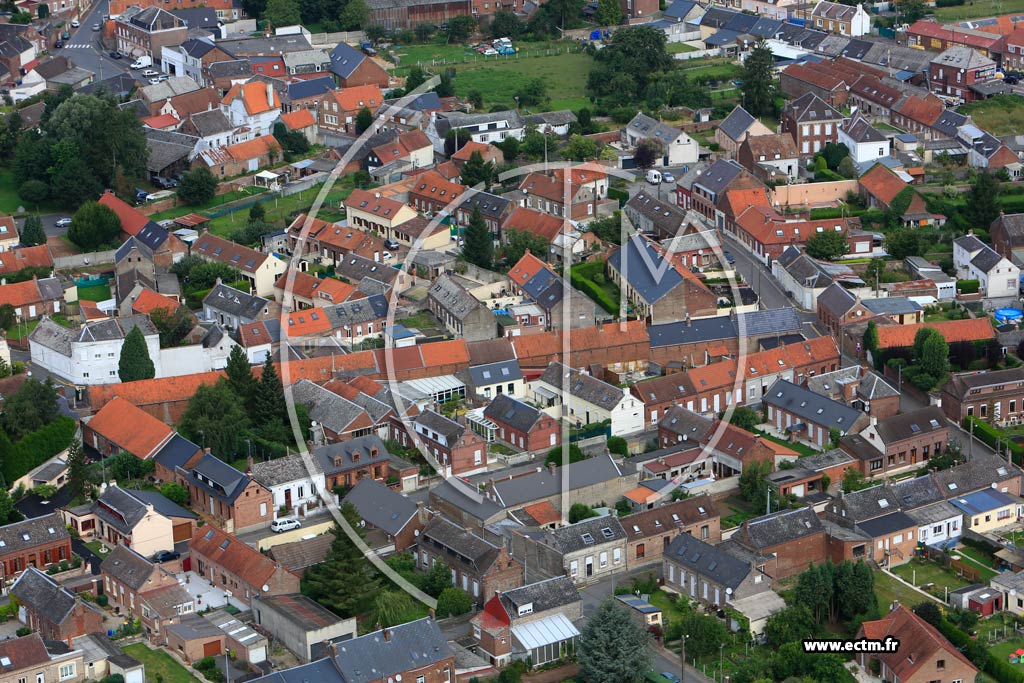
[645,169,662,184]
[130,55,152,70]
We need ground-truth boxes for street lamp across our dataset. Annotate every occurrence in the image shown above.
[680,633,689,683]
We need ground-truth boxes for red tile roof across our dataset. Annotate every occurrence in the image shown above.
[521,501,561,525]
[143,114,180,129]
[280,108,316,130]
[86,396,173,458]
[226,134,282,162]
[876,318,996,349]
[275,269,354,305]
[193,233,268,273]
[0,245,53,275]
[99,191,150,236]
[326,84,383,112]
[0,279,46,308]
[222,81,281,115]
[504,207,565,243]
[508,251,551,287]
[859,163,907,207]
[89,372,225,412]
[190,525,295,589]
[131,288,180,315]
[859,604,976,681]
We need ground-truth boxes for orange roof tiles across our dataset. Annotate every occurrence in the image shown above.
[226,134,282,162]
[859,163,908,207]
[276,269,354,305]
[223,81,281,115]
[89,372,225,412]
[272,352,380,383]
[280,109,316,130]
[409,169,466,203]
[327,84,383,112]
[0,245,53,275]
[451,140,503,164]
[131,288,180,315]
[419,338,470,367]
[508,251,551,286]
[282,308,333,337]
[99,191,150,236]
[721,187,773,219]
[686,359,739,391]
[345,188,408,218]
[521,501,561,525]
[143,114,180,129]
[0,279,46,308]
[895,95,943,127]
[859,604,976,681]
[86,396,173,459]
[504,207,565,243]
[190,525,293,589]
[876,318,995,349]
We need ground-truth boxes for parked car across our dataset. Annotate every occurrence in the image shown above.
[723,250,735,264]
[70,19,79,26]
[148,77,161,85]
[661,172,676,184]
[55,217,72,228]
[61,31,70,40]
[271,518,301,533]
[155,74,169,82]
[109,51,122,59]
[141,69,158,77]
[382,251,392,260]
[55,40,63,48]
[660,674,682,683]
[152,550,180,563]
[91,23,100,30]
[153,176,178,189]
[384,239,400,250]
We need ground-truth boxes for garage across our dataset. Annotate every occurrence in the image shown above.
[203,641,222,658]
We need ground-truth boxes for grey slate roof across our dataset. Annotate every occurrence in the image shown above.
[328,293,388,327]
[207,59,252,81]
[414,409,464,441]
[905,499,962,527]
[783,92,842,124]
[624,192,689,238]
[469,359,522,388]
[664,0,697,19]
[735,507,823,550]
[648,316,736,349]
[665,532,753,590]
[817,282,858,318]
[203,283,268,320]
[658,405,714,441]
[101,545,156,590]
[182,453,251,503]
[971,245,1004,273]
[430,478,504,520]
[539,362,625,411]
[544,516,626,554]
[153,434,201,473]
[166,614,224,640]
[10,568,79,625]
[524,110,578,127]
[719,106,757,143]
[329,41,368,79]
[428,275,485,320]
[762,379,863,432]
[289,379,366,434]
[332,618,451,683]
[489,453,626,508]
[421,515,498,561]
[874,406,946,444]
[314,434,407,475]
[498,576,579,616]
[626,112,684,145]
[287,75,336,101]
[0,513,69,556]
[186,109,233,137]
[692,159,745,196]
[483,394,541,433]
[216,35,312,56]
[862,297,923,316]
[856,511,918,538]
[739,307,802,338]
[608,234,684,305]
[250,453,318,487]
[342,478,417,537]
[842,116,887,144]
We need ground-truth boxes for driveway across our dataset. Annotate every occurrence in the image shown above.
[15,486,73,519]
[72,538,102,575]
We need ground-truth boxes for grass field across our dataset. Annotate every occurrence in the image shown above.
[447,50,594,112]
[935,0,1024,21]
[122,644,201,683]
[667,42,699,54]
[205,183,354,236]
[392,38,565,69]
[76,284,111,302]
[0,169,61,215]
[960,95,1024,136]
[874,570,938,611]
[891,559,974,597]
[148,186,269,222]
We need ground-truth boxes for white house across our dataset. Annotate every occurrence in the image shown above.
[953,233,1020,299]
[220,81,282,137]
[838,116,890,165]
[810,1,871,37]
[427,110,525,154]
[622,113,700,167]
[907,500,963,548]
[10,65,46,103]
[531,362,644,436]
[249,453,328,519]
[29,315,162,385]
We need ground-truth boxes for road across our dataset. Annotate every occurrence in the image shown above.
[52,0,140,85]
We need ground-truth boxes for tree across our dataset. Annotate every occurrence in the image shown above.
[729,407,761,432]
[118,326,156,382]
[503,228,550,265]
[0,485,14,525]
[899,0,928,23]
[521,128,555,160]
[578,601,651,683]
[595,0,622,25]
[589,211,622,245]
[921,331,950,380]
[589,26,671,98]
[462,206,493,270]
[842,467,870,493]
[819,142,850,171]
[180,379,250,457]
[355,106,373,134]
[677,612,728,659]
[837,156,857,179]
[421,558,454,597]
[253,356,287,441]
[19,215,46,247]
[404,66,428,92]
[415,22,434,41]
[370,590,418,628]
[447,14,476,42]
[460,150,495,189]
[515,78,547,107]
[178,167,217,206]
[738,459,784,514]
[740,41,776,117]
[468,90,484,109]
[795,563,833,622]
[435,73,455,98]
[225,346,257,407]
[273,121,310,156]
[264,0,301,27]
[884,228,923,260]
[159,482,189,506]
[339,0,369,29]
[633,139,662,169]
[563,134,597,161]
[764,605,816,648]
[913,601,943,628]
[65,439,88,504]
[569,503,599,523]
[150,306,194,348]
[171,256,242,289]
[303,524,382,617]
[863,320,879,354]
[964,171,1002,229]
[2,377,59,438]
[913,327,941,361]
[436,587,473,617]
[804,230,849,261]
[488,9,523,38]
[18,180,49,207]
[68,201,121,251]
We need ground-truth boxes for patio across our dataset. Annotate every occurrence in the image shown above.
[175,572,247,612]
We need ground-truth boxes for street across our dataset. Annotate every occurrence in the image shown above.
[52,0,143,86]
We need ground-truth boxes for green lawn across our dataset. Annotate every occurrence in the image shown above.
[122,644,202,683]
[960,95,1024,137]
[874,569,939,611]
[935,0,1024,21]
[393,38,566,69]
[679,60,743,82]
[987,638,1024,665]
[6,314,69,340]
[754,429,819,457]
[397,312,440,330]
[952,546,999,580]
[84,541,111,557]
[0,169,62,215]
[205,184,353,236]
[445,50,595,112]
[667,42,699,54]
[1000,530,1024,546]
[148,186,269,222]
[891,559,973,599]
[76,284,111,302]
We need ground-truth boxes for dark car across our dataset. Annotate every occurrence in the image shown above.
[723,250,736,264]
[109,51,123,59]
[153,550,180,563]
[55,40,64,48]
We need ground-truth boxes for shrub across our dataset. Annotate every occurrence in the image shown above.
[607,436,629,457]
[16,627,31,636]
[96,594,109,607]
[956,279,980,294]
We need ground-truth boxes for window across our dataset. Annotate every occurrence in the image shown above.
[937,659,945,671]
[417,677,425,683]
[59,664,75,680]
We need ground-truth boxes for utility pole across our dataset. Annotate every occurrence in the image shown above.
[680,634,688,683]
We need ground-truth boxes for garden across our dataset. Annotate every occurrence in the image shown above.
[569,261,619,315]
[122,644,202,683]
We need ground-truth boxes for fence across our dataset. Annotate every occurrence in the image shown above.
[308,30,367,47]
[400,45,583,69]
[55,250,118,269]
[674,49,721,61]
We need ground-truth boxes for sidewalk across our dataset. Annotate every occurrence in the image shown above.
[654,643,715,683]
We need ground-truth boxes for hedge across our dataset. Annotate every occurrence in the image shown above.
[956,279,980,294]
[570,262,617,314]
[963,416,1024,462]
[986,657,1024,683]
[0,417,77,483]
[607,187,629,208]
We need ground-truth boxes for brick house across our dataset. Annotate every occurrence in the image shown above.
[313,434,418,492]
[194,135,285,180]
[737,134,800,183]
[482,394,560,452]
[838,406,949,478]
[621,496,721,569]
[417,516,523,605]
[510,516,628,585]
[189,526,300,606]
[0,514,71,581]
[657,405,715,449]
[762,379,869,449]
[10,568,104,641]
[100,191,187,268]
[779,63,851,109]
[857,604,977,683]
[806,366,901,420]
[929,46,997,103]
[0,277,63,321]
[991,212,1024,264]
[342,479,424,552]
[663,533,772,607]
[318,85,383,135]
[328,42,389,88]
[175,453,274,533]
[941,366,1024,424]
[780,92,843,156]
[396,409,489,477]
[82,396,174,460]
[471,577,581,667]
[0,633,85,683]
[113,6,186,63]
[101,545,181,620]
[409,170,468,216]
[729,507,828,580]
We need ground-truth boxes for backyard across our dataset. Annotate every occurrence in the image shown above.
[570,261,619,315]
[122,644,202,683]
[0,168,62,215]
[148,186,269,222]
[960,95,1024,137]
[446,50,595,112]
[874,569,939,611]
[890,557,974,600]
[75,284,112,303]
[935,0,1024,21]
[202,183,354,237]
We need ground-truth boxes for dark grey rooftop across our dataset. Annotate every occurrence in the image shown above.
[342,478,418,537]
[665,532,754,590]
[762,379,863,432]
[544,515,626,554]
[489,454,628,509]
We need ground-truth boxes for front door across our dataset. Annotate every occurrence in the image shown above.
[284,488,292,508]
[585,557,594,577]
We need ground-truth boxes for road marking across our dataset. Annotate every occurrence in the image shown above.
[63,43,94,49]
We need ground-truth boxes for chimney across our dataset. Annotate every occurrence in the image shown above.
[246,455,254,474]
[266,82,275,109]
[204,447,212,454]
[870,416,878,427]
[843,380,857,403]
[685,314,692,327]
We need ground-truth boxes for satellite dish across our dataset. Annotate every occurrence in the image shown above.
[262,584,270,592]
[726,587,733,595]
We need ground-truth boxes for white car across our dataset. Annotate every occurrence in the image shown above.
[70,19,80,27]
[141,69,158,77]
[483,48,498,55]
[55,217,72,228]
[271,518,301,533]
